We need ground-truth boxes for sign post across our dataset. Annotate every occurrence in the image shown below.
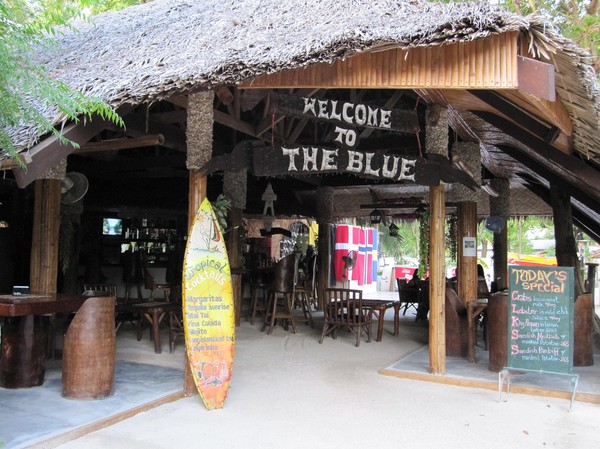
[499,266,579,409]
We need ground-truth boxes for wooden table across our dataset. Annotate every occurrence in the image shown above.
[0,294,88,388]
[361,299,400,342]
[467,299,488,363]
[133,301,180,354]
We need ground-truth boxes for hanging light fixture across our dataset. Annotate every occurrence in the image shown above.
[415,204,427,218]
[389,222,399,237]
[261,183,277,232]
[369,209,384,225]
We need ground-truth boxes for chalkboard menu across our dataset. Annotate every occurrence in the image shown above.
[508,266,574,373]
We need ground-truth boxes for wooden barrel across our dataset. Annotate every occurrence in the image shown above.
[62,296,116,399]
[574,293,593,367]
[487,292,508,372]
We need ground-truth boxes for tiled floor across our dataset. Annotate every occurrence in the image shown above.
[0,326,185,449]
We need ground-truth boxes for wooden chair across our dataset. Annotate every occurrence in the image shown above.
[396,278,420,317]
[319,288,372,347]
[62,296,116,399]
[122,249,145,302]
[82,283,138,332]
[445,287,468,357]
[262,254,299,335]
[168,302,185,353]
[142,252,172,301]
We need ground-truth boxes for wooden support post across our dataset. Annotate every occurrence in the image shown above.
[490,178,510,291]
[429,185,446,374]
[316,221,330,310]
[184,169,207,395]
[550,185,584,296]
[228,207,243,326]
[30,178,62,359]
[316,186,334,310]
[184,90,214,397]
[30,179,61,294]
[492,227,508,291]
[425,104,448,375]
[457,201,478,303]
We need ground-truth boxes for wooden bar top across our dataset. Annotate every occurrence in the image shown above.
[0,294,88,317]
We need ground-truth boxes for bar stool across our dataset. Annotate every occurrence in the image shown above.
[262,254,298,335]
[250,277,269,325]
[294,255,316,327]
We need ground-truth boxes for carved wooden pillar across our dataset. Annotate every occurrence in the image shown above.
[489,178,510,291]
[425,105,447,375]
[451,142,481,304]
[184,91,214,395]
[224,169,247,326]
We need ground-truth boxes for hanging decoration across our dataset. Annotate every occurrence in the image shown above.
[418,211,430,278]
[261,183,277,232]
[446,212,458,262]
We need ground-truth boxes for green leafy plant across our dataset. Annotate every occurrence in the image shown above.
[418,212,430,278]
[212,194,232,232]
[0,0,124,164]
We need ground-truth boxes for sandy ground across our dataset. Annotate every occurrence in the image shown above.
[51,317,600,449]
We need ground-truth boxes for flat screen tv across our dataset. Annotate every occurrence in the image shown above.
[102,218,123,236]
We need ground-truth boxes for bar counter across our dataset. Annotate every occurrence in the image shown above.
[0,294,88,388]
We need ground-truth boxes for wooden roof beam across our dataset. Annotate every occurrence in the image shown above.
[472,110,600,203]
[75,134,165,154]
[468,90,561,146]
[12,117,110,188]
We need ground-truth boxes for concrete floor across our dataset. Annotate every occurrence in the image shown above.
[1,298,599,449]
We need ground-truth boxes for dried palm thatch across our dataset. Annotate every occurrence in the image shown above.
[3,0,599,168]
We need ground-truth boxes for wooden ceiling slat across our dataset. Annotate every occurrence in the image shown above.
[239,33,519,90]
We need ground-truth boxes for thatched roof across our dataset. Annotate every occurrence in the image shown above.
[6,0,598,167]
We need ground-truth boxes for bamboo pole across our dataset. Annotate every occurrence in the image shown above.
[30,179,61,294]
[429,185,446,374]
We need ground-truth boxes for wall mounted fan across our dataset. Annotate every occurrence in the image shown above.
[61,172,89,205]
[484,216,506,234]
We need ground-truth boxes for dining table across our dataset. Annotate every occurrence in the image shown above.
[0,293,89,388]
[361,298,401,342]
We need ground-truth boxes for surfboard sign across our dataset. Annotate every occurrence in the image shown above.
[182,198,235,410]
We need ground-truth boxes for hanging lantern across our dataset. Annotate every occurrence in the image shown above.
[369,209,384,225]
[389,222,399,237]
